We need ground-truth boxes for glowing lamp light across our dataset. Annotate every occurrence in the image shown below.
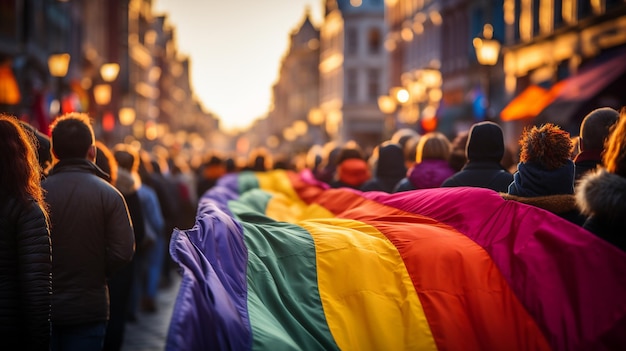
[119,107,136,126]
[395,88,410,104]
[293,120,308,136]
[93,84,112,105]
[100,63,120,82]
[378,95,397,115]
[48,53,71,77]
[307,108,324,126]
[102,111,115,132]
[473,24,501,66]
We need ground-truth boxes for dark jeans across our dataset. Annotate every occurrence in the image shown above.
[51,321,107,351]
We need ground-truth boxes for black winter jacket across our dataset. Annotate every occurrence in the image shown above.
[441,161,513,193]
[43,159,135,327]
[0,192,51,351]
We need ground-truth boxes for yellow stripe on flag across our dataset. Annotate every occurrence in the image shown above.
[301,219,437,351]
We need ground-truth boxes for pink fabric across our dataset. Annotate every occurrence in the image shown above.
[364,186,626,350]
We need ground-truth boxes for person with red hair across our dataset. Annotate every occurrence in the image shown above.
[0,113,52,350]
[504,123,584,225]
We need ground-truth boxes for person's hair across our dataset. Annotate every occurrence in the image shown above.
[0,114,48,214]
[603,107,626,177]
[95,140,118,185]
[50,112,95,160]
[415,132,451,163]
[336,146,365,165]
[248,147,272,171]
[449,130,469,171]
[579,107,619,152]
[519,123,572,170]
[113,144,140,173]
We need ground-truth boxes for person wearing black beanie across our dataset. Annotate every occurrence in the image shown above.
[441,121,513,192]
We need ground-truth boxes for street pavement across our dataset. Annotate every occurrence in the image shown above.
[121,273,181,351]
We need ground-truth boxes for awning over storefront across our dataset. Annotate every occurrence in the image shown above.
[500,84,562,121]
[533,49,626,133]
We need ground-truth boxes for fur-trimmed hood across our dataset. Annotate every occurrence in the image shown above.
[576,169,626,220]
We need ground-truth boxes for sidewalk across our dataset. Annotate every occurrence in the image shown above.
[121,273,181,351]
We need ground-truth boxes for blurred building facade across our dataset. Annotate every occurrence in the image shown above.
[266,9,321,155]
[501,0,626,150]
[318,0,388,151]
[0,0,221,155]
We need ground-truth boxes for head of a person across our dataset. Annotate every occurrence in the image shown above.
[19,121,52,173]
[336,144,366,165]
[94,140,117,185]
[449,130,469,171]
[466,121,505,163]
[248,148,271,171]
[0,113,45,207]
[113,144,140,173]
[415,132,451,163]
[50,112,95,161]
[579,107,619,152]
[391,128,419,150]
[519,123,572,170]
[603,107,626,178]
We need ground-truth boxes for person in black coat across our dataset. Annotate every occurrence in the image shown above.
[43,113,135,351]
[361,142,406,193]
[0,114,52,351]
[441,121,513,192]
[577,107,626,251]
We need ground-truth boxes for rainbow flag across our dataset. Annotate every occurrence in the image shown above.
[167,170,626,351]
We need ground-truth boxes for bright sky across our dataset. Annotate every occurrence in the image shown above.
[153,0,324,132]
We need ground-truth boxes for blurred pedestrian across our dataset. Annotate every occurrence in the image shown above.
[504,123,584,225]
[577,107,626,251]
[360,141,406,193]
[96,142,146,351]
[315,142,341,185]
[447,130,469,172]
[442,121,513,192]
[19,121,53,177]
[0,114,52,351]
[329,144,371,189]
[195,154,226,199]
[574,107,619,180]
[394,132,455,192]
[118,145,166,317]
[43,112,135,351]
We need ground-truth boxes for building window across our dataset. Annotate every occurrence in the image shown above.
[346,27,358,55]
[368,28,382,54]
[346,69,358,102]
[367,68,380,102]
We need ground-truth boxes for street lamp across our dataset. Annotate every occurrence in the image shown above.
[473,24,501,120]
[378,94,397,141]
[100,63,120,83]
[95,63,120,141]
[48,53,71,116]
[378,87,409,141]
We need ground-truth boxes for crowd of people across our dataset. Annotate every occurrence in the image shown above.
[0,105,625,350]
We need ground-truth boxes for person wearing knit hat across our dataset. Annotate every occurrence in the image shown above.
[329,145,371,189]
[504,123,584,225]
[574,107,619,180]
[360,141,407,193]
[441,121,512,192]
